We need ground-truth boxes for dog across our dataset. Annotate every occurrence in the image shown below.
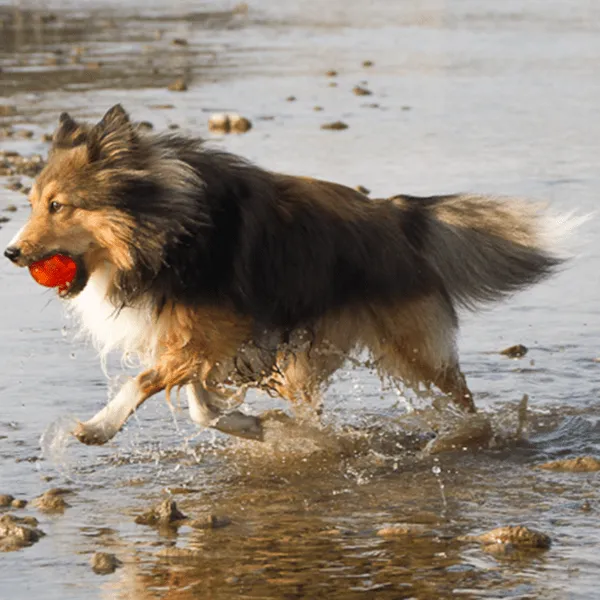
[4,104,575,445]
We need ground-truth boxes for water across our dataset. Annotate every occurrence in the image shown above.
[1,1,599,598]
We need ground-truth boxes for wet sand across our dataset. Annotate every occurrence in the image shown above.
[1,1,600,598]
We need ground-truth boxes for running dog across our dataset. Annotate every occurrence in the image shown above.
[4,105,574,444]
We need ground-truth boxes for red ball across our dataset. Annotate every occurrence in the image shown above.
[29,254,77,292]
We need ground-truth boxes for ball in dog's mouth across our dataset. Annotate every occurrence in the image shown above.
[29,254,77,296]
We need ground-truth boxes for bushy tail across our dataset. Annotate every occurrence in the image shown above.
[421,194,584,309]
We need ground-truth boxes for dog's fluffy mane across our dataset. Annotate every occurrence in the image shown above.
[53,104,567,350]
[54,105,461,333]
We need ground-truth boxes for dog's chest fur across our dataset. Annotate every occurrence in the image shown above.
[67,265,160,363]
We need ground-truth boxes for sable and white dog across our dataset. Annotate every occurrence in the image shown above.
[4,105,573,445]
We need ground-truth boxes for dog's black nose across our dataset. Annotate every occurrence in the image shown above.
[4,246,21,262]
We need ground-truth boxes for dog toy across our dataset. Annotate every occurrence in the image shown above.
[29,254,77,293]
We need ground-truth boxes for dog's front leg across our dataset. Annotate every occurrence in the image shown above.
[73,370,164,445]
[186,382,264,441]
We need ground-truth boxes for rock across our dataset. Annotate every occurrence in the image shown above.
[208,113,252,134]
[229,115,252,133]
[91,552,122,574]
[15,130,34,139]
[11,499,27,509]
[168,78,188,92]
[325,70,338,77]
[321,121,349,131]
[500,344,528,358]
[0,216,10,224]
[5,180,23,191]
[353,85,372,96]
[0,495,15,507]
[41,133,53,142]
[328,82,338,87]
[362,60,374,67]
[32,488,73,513]
[134,499,187,527]
[401,105,412,111]
[459,525,551,550]
[171,38,188,46]
[136,121,154,132]
[188,515,231,530]
[168,124,180,130]
[286,95,297,102]
[0,514,45,551]
[355,185,370,195]
[313,105,324,112]
[537,456,600,472]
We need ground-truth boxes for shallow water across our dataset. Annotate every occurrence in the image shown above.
[1,1,599,598]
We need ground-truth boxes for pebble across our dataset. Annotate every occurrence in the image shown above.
[0,514,45,551]
[0,494,15,507]
[459,525,551,550]
[353,85,372,96]
[355,185,370,195]
[362,60,374,67]
[135,498,187,527]
[325,70,338,77]
[313,105,324,112]
[537,456,600,472]
[32,488,73,513]
[208,113,253,134]
[168,77,188,92]
[11,499,28,509]
[171,38,188,46]
[321,121,349,131]
[286,95,297,102]
[500,344,528,358]
[0,105,17,117]
[91,552,122,575]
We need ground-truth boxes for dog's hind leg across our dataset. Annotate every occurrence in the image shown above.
[72,369,166,445]
[186,382,264,441]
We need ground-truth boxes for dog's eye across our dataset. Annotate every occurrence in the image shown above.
[49,200,63,214]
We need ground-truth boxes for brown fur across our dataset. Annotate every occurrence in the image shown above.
[5,106,571,444]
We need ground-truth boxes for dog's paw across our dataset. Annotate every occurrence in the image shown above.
[72,422,111,446]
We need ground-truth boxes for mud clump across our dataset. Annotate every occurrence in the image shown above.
[459,525,551,551]
[500,344,528,358]
[91,552,122,574]
[537,456,600,472]
[321,121,349,131]
[135,499,187,527]
[0,514,45,551]
[208,114,253,134]
[32,488,73,513]
[168,77,188,92]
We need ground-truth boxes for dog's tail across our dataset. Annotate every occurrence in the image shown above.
[411,194,586,310]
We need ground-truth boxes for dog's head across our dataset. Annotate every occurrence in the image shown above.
[4,105,202,299]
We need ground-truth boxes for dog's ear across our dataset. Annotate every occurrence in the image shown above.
[53,112,88,148]
[87,104,138,165]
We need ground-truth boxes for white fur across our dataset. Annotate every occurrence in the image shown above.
[8,225,25,247]
[66,263,161,369]
[537,210,592,258]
